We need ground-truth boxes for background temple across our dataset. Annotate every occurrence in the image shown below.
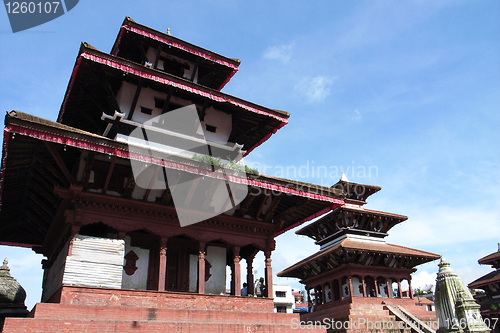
[278,175,441,332]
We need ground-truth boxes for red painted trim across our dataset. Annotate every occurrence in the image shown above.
[4,124,343,206]
[79,52,289,124]
[0,129,10,212]
[123,25,239,70]
[113,26,126,56]
[0,241,38,248]
[242,122,286,157]
[58,57,82,123]
[217,68,238,91]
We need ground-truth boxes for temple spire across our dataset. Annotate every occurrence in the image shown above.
[434,258,489,333]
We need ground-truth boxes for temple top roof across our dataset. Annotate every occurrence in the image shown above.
[468,270,500,290]
[331,176,381,205]
[295,204,407,241]
[111,17,241,91]
[477,245,500,268]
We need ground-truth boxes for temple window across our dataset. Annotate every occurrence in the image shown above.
[205,124,217,133]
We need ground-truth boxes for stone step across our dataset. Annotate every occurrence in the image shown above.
[29,303,297,325]
[2,317,327,333]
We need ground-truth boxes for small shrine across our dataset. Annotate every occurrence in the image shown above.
[435,258,490,333]
[0,259,28,327]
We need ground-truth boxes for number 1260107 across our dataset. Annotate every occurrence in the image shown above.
[5,2,60,14]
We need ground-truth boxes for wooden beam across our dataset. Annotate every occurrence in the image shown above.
[272,198,310,223]
[237,190,258,217]
[160,170,182,205]
[34,154,65,185]
[201,179,219,210]
[42,198,71,254]
[264,195,282,222]
[198,100,208,121]
[397,256,407,268]
[161,86,174,114]
[190,58,199,82]
[84,86,109,116]
[183,176,201,207]
[81,152,96,190]
[254,191,269,220]
[43,142,76,184]
[143,165,161,201]
[123,170,136,198]
[154,44,162,69]
[373,253,384,266]
[127,79,144,120]
[102,155,117,193]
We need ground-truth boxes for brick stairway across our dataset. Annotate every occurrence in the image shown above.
[2,286,326,332]
[298,297,436,333]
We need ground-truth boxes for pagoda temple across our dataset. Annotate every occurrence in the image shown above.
[469,245,500,333]
[278,175,441,332]
[0,17,343,332]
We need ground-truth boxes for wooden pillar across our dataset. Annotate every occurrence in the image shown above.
[386,279,391,298]
[408,276,413,299]
[158,238,167,291]
[361,276,367,297]
[67,225,80,256]
[374,277,380,297]
[397,279,402,298]
[341,279,345,301]
[198,243,205,294]
[246,256,255,295]
[264,250,273,298]
[348,275,353,299]
[232,247,241,296]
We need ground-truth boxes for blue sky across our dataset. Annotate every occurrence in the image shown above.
[1,0,499,309]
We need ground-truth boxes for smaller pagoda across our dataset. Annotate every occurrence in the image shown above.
[278,175,440,330]
[468,245,500,333]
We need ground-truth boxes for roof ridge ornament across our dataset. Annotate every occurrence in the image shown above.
[341,172,349,182]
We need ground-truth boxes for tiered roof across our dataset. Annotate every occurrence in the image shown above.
[278,177,440,281]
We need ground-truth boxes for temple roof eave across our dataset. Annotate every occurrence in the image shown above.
[0,111,345,248]
[277,238,440,280]
[57,43,289,156]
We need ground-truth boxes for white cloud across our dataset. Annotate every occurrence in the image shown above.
[295,76,336,103]
[263,42,295,63]
[412,270,437,291]
[387,205,500,248]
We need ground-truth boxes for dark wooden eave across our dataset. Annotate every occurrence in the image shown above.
[57,43,289,155]
[111,17,241,91]
[296,205,408,241]
[277,238,440,281]
[0,111,344,252]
